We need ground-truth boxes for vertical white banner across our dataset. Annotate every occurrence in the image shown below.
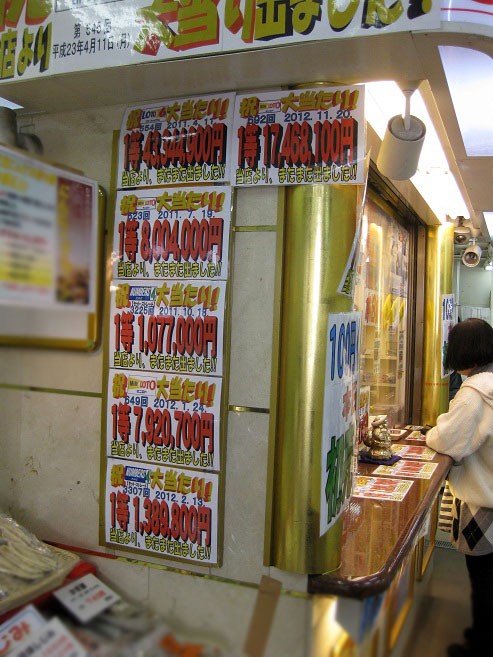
[441,294,455,378]
[320,312,361,537]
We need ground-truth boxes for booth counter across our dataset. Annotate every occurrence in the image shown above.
[307,436,451,657]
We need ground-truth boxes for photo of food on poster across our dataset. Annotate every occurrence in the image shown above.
[105,457,219,565]
[116,93,235,189]
[112,186,231,282]
[231,85,366,188]
[109,279,226,377]
[320,312,361,537]
[107,369,222,471]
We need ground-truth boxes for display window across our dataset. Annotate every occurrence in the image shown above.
[354,194,411,426]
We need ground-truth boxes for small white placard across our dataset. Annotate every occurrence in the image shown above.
[8,618,87,657]
[0,604,46,656]
[53,574,120,624]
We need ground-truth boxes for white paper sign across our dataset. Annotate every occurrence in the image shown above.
[0,605,46,657]
[231,85,366,187]
[109,279,226,377]
[320,312,361,537]
[8,618,87,657]
[53,574,120,624]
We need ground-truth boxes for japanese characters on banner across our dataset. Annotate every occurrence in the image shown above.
[0,1,440,84]
[0,146,98,312]
[232,86,366,187]
[109,279,226,375]
[107,370,222,470]
[113,187,230,278]
[320,312,361,537]
[106,458,219,564]
[117,95,235,189]
[104,183,229,563]
[104,95,235,565]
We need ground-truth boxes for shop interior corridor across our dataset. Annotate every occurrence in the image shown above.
[401,542,470,657]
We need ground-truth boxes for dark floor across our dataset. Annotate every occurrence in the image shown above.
[402,544,471,657]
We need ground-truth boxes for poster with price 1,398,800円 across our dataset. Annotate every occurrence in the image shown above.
[112,186,231,282]
[231,85,365,187]
[117,94,235,189]
[107,369,222,471]
[105,457,219,564]
[109,279,226,377]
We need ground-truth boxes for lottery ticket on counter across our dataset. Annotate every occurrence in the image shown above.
[392,444,436,461]
[353,475,413,502]
[374,460,438,480]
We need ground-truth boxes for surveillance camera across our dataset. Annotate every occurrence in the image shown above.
[454,232,470,245]
[462,243,482,267]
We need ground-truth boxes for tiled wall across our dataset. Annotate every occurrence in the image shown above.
[0,105,311,656]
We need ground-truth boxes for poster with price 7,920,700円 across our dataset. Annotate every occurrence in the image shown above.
[107,369,222,471]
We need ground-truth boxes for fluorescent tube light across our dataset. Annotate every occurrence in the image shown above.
[439,46,493,157]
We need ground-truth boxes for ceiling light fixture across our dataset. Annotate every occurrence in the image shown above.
[365,81,469,223]
[376,85,426,181]
[439,46,493,157]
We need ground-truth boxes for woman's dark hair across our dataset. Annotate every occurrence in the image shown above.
[445,318,493,371]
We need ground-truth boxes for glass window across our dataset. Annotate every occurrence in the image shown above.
[354,196,410,426]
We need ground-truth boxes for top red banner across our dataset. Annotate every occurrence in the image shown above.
[0,0,443,84]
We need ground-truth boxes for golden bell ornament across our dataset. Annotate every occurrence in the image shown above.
[363,415,393,461]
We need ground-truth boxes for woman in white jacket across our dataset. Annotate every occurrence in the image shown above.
[426,318,493,657]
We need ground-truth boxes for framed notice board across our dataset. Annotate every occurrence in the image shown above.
[0,146,105,351]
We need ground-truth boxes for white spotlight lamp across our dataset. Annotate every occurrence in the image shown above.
[462,239,482,268]
[376,87,426,181]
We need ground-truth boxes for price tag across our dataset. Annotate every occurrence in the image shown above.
[53,574,119,624]
[0,605,46,657]
[8,618,86,657]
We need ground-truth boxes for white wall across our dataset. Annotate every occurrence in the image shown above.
[0,106,311,656]
[453,258,493,322]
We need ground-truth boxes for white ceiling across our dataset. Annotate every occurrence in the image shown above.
[2,26,492,236]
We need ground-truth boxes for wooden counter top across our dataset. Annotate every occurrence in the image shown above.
[308,436,452,599]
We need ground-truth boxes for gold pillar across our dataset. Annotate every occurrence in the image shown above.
[266,183,360,574]
[421,223,454,425]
